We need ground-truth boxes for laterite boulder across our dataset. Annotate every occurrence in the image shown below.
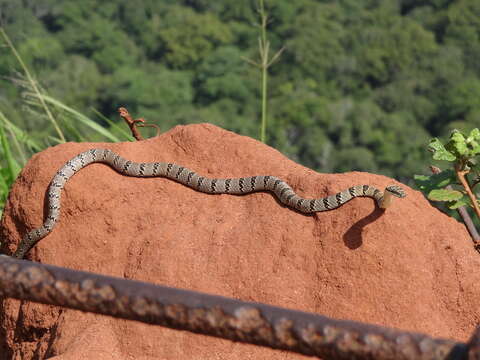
[1,123,479,359]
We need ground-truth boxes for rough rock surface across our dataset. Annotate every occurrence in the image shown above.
[1,123,479,359]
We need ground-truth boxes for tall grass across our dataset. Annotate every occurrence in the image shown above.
[0,0,284,222]
[0,117,21,217]
[0,28,133,220]
[0,28,65,142]
[243,0,284,143]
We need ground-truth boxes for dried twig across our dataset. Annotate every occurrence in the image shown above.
[118,107,160,141]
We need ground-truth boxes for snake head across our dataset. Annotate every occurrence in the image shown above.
[385,185,406,198]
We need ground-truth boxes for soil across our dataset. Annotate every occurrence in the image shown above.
[1,123,479,359]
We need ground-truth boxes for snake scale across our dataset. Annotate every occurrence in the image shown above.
[13,149,406,258]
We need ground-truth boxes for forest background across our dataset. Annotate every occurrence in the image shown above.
[1,0,479,201]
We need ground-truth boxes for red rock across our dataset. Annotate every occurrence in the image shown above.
[1,123,479,359]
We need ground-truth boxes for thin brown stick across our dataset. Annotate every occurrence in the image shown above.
[455,166,480,219]
[457,169,480,251]
[118,107,161,141]
[430,166,480,249]
[118,107,144,140]
[136,122,161,137]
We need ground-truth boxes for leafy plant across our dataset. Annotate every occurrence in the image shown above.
[414,128,480,245]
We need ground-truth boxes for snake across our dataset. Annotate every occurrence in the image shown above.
[13,149,406,259]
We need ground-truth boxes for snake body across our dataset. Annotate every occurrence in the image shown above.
[14,149,406,258]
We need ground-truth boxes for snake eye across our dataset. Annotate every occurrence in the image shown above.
[386,185,406,198]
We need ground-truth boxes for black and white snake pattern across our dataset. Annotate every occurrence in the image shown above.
[13,149,406,258]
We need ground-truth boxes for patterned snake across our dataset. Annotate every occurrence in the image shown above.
[13,149,406,258]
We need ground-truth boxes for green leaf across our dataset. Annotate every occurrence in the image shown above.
[413,174,429,181]
[449,194,471,208]
[468,128,480,141]
[446,130,468,157]
[413,169,457,192]
[468,145,480,158]
[466,128,480,157]
[427,188,463,202]
[413,175,431,193]
[428,138,456,161]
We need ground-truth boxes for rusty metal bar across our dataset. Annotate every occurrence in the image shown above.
[0,255,474,359]
[467,326,480,360]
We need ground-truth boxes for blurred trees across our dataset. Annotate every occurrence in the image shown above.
[1,0,480,181]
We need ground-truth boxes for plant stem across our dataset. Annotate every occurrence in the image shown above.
[455,166,480,223]
[430,166,480,246]
[261,57,268,143]
[243,0,284,143]
[259,0,268,143]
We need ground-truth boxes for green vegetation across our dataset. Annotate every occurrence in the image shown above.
[1,0,480,221]
[415,129,480,213]
[0,25,134,218]
[415,128,480,245]
[243,0,285,143]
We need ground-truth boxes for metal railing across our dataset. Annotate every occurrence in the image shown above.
[0,255,476,359]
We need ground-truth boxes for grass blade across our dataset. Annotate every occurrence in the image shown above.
[0,121,21,179]
[0,110,42,153]
[35,94,121,142]
[0,27,65,142]
[91,108,134,141]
